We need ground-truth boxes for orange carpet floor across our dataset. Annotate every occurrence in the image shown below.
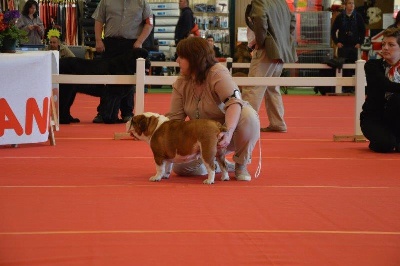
[0,92,399,266]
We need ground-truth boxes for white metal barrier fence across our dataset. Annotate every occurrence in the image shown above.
[52,58,366,140]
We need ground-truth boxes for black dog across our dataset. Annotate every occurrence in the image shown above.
[59,48,149,124]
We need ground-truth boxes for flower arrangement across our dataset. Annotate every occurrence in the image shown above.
[0,10,28,47]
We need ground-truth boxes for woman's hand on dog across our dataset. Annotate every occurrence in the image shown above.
[218,130,232,148]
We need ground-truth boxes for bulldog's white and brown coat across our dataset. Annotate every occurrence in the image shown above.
[127,112,229,184]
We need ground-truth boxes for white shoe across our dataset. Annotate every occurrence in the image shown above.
[235,163,251,181]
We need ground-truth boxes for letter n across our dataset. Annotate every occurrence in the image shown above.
[25,97,50,135]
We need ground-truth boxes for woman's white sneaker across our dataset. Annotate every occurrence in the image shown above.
[235,164,251,181]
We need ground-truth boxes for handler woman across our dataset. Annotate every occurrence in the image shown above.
[166,37,260,180]
[361,27,400,153]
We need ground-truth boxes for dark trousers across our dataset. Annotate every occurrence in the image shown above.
[338,46,358,93]
[59,84,77,122]
[97,37,136,120]
[59,84,105,122]
[361,94,400,153]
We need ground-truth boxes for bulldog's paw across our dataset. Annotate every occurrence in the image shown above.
[162,173,171,179]
[221,173,230,181]
[149,175,162,182]
[203,179,215,185]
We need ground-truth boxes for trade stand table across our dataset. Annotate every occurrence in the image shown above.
[0,51,58,146]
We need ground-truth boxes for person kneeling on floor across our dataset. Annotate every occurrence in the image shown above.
[360,27,400,153]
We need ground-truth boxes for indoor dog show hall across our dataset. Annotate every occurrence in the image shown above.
[1,0,400,265]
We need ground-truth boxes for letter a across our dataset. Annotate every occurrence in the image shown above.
[0,98,24,137]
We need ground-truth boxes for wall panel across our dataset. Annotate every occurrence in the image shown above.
[235,0,251,31]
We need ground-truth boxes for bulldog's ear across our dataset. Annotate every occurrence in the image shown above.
[138,116,148,135]
[146,116,159,135]
[128,115,144,135]
[135,115,159,136]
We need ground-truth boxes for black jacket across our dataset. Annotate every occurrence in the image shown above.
[174,7,194,45]
[331,11,365,47]
[362,59,400,118]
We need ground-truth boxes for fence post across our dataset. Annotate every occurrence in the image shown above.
[227,57,233,74]
[135,58,146,115]
[354,59,366,138]
[335,67,343,94]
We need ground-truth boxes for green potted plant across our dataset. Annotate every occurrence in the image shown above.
[0,10,28,52]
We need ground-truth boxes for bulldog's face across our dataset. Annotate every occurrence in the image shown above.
[126,112,169,141]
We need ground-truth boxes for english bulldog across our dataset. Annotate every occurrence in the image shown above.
[127,112,229,184]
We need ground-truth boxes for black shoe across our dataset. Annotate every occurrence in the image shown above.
[92,114,104,123]
[69,115,80,123]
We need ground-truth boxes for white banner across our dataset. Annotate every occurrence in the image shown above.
[0,51,53,145]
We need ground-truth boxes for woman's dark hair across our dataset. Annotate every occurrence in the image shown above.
[22,0,40,18]
[176,37,218,84]
[383,27,400,46]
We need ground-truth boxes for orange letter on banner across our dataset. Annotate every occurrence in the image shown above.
[25,97,49,135]
[0,98,24,137]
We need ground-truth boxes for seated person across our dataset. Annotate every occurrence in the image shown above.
[46,29,75,59]
[360,27,400,153]
[206,35,222,57]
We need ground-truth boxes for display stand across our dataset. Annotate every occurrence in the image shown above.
[150,2,180,59]
[192,0,230,56]
[0,51,58,146]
